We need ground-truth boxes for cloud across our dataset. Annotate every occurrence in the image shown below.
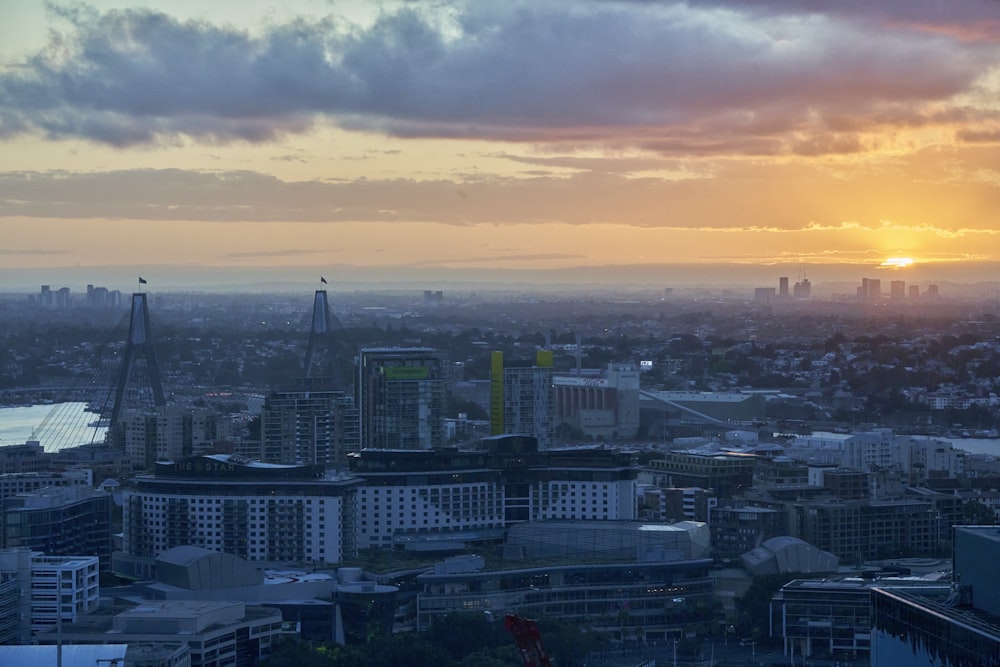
[220,248,334,260]
[3,154,1000,232]
[410,252,585,266]
[0,248,67,255]
[0,2,997,153]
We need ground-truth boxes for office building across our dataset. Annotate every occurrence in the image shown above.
[260,381,358,466]
[890,280,906,300]
[772,576,949,661]
[871,526,1000,666]
[2,486,113,570]
[118,454,362,576]
[357,348,446,450]
[0,548,100,643]
[779,276,789,298]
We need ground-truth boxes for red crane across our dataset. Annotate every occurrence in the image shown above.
[503,614,553,667]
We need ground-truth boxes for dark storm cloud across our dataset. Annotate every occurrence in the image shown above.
[0,1,996,151]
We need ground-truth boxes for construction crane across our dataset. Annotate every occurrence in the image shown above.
[503,613,553,667]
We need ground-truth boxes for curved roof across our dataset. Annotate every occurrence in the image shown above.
[156,546,263,590]
[740,536,839,576]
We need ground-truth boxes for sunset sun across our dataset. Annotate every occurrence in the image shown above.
[880,257,914,269]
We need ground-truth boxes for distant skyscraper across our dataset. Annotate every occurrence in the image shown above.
[909,284,920,299]
[491,350,555,449]
[926,284,939,299]
[861,278,881,302]
[793,277,811,299]
[778,276,789,298]
[890,280,906,300]
[357,348,446,450]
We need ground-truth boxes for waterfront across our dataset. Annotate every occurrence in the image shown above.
[0,402,107,452]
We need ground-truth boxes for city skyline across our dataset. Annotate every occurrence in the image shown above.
[2,1,1000,286]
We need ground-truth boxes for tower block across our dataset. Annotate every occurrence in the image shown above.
[110,293,166,425]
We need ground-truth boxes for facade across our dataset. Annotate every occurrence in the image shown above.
[772,577,949,661]
[357,347,446,450]
[125,547,397,646]
[639,486,717,523]
[1,486,113,570]
[115,406,234,471]
[646,451,757,500]
[0,442,47,474]
[753,456,809,490]
[794,498,943,562]
[869,526,1000,666]
[491,350,555,449]
[710,505,787,560]
[349,436,638,550]
[0,548,100,643]
[260,382,358,465]
[826,430,966,485]
[553,363,641,440]
[0,469,93,500]
[119,455,361,573]
[416,555,715,642]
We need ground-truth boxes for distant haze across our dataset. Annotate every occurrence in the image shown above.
[3,262,999,296]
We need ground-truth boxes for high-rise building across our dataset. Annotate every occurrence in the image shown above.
[793,277,811,298]
[754,287,776,303]
[260,380,358,465]
[861,277,882,302]
[114,405,234,471]
[491,350,555,449]
[778,276,790,298]
[909,284,920,299]
[890,280,906,300]
[356,348,446,450]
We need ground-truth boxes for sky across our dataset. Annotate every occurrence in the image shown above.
[1,0,1000,289]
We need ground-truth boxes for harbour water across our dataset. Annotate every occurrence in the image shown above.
[943,437,1000,457]
[0,402,107,452]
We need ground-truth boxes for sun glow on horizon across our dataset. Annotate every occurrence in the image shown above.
[880,256,915,269]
